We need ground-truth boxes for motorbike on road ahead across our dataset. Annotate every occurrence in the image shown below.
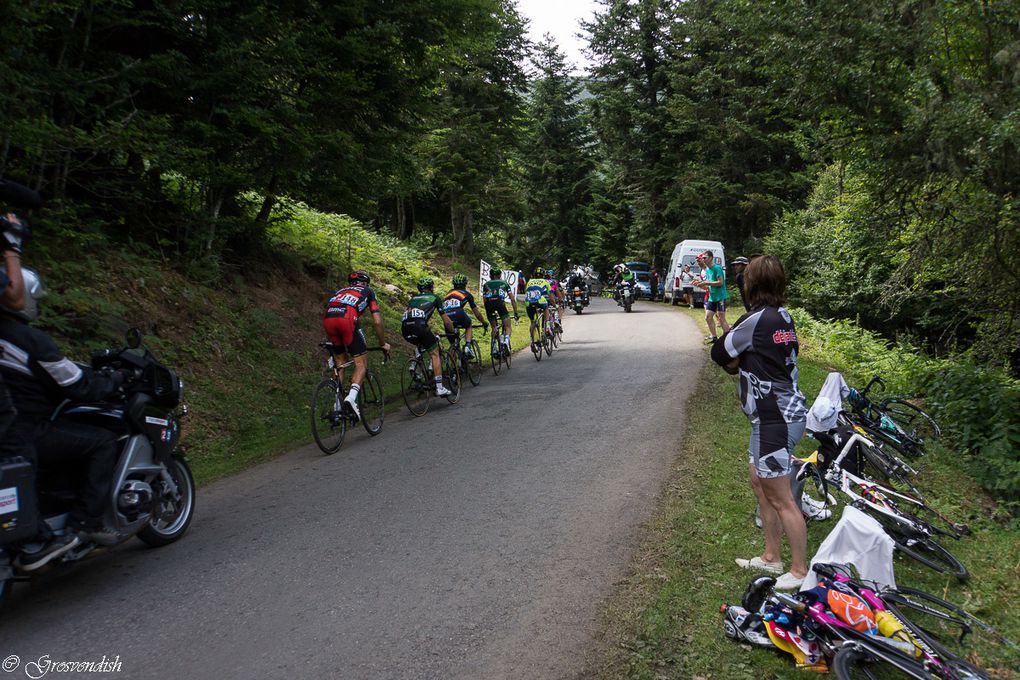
[571,286,589,315]
[0,330,195,606]
[617,281,634,313]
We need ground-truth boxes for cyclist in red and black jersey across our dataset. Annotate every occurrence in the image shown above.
[442,274,488,355]
[322,270,390,421]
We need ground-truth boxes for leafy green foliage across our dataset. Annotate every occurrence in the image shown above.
[793,307,1020,503]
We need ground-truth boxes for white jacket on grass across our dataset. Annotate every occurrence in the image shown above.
[801,505,897,591]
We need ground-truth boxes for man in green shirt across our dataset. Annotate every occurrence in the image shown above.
[482,267,518,355]
[401,277,455,396]
[695,250,731,343]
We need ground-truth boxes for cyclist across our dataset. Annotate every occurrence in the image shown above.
[546,269,563,332]
[443,274,488,356]
[322,270,391,421]
[481,267,518,355]
[401,276,454,396]
[523,267,553,334]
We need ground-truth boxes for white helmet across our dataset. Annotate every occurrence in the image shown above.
[0,266,45,322]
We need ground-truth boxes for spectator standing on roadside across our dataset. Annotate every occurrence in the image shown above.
[710,255,808,590]
[650,267,660,302]
[732,256,750,312]
[679,264,696,307]
[696,250,730,343]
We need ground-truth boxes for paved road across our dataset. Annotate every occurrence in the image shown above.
[0,298,703,680]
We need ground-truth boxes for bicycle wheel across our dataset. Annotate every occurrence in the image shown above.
[832,644,938,680]
[401,357,430,417]
[885,587,1020,670]
[543,321,553,356]
[530,320,542,361]
[442,350,461,403]
[881,520,969,580]
[311,379,346,454]
[466,340,482,386]
[360,369,385,435]
[490,334,502,376]
[881,399,941,449]
[856,439,921,497]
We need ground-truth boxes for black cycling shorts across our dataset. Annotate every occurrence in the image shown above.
[401,319,439,353]
[447,310,472,329]
[483,298,509,321]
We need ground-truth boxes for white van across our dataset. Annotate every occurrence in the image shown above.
[663,239,725,306]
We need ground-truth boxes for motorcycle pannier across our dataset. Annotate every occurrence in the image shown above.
[0,456,40,545]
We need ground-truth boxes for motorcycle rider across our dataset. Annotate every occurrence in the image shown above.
[322,269,391,421]
[1,262,127,563]
[612,264,635,306]
[566,266,589,305]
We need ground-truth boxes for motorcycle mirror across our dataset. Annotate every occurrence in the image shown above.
[126,327,143,349]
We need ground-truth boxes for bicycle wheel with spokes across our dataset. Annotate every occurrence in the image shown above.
[490,334,502,376]
[466,340,482,386]
[881,399,941,451]
[530,320,542,361]
[856,439,922,497]
[885,586,1020,671]
[401,357,430,417]
[832,644,939,680]
[442,350,462,403]
[881,520,969,580]
[360,369,385,435]
[311,379,346,454]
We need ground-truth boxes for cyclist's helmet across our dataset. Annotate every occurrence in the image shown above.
[489,267,502,278]
[348,269,370,285]
[417,276,434,292]
[534,266,545,277]
[613,264,623,273]
[452,273,468,289]
[547,269,555,278]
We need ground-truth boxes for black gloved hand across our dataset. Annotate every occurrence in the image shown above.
[1,214,29,254]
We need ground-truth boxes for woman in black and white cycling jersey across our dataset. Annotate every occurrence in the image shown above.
[710,255,808,590]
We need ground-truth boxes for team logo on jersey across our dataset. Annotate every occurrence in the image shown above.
[772,329,797,345]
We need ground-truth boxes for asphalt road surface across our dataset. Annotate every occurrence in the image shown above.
[1,297,704,680]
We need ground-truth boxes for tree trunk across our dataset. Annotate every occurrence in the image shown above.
[450,193,475,257]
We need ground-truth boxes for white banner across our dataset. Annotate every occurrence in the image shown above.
[480,260,520,296]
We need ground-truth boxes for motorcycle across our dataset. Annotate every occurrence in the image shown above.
[0,329,195,606]
[571,286,589,315]
[617,281,634,313]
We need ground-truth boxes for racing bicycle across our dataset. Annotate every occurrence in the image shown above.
[794,430,969,580]
[310,343,387,454]
[848,376,941,460]
[486,311,515,376]
[528,309,553,360]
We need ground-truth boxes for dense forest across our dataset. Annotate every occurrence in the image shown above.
[1,0,1018,372]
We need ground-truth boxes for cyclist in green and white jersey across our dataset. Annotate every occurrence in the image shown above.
[482,267,518,354]
[401,277,455,396]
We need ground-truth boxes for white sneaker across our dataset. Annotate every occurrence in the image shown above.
[435,384,452,397]
[343,395,361,421]
[735,556,784,574]
[774,572,806,590]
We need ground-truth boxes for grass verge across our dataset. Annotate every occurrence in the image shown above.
[582,305,1020,680]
